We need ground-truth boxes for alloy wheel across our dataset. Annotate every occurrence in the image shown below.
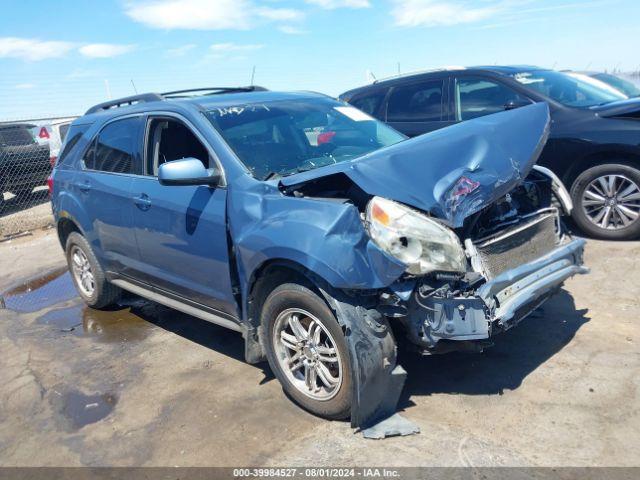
[70,246,95,297]
[272,308,343,401]
[582,174,640,230]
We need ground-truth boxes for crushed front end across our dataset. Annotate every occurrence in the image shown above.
[381,169,588,354]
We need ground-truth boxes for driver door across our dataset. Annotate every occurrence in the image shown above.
[129,114,237,317]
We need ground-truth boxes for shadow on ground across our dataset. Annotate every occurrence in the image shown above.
[399,290,589,406]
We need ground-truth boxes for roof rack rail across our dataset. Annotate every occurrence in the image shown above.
[161,85,268,97]
[85,86,269,115]
[85,93,163,115]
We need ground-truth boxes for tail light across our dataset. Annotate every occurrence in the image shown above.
[38,127,50,139]
[47,175,54,196]
[49,156,57,168]
[317,131,336,145]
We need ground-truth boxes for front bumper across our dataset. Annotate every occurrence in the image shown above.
[402,238,588,350]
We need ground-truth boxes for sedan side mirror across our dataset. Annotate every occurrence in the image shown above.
[158,158,221,187]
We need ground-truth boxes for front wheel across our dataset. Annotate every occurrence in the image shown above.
[570,163,640,240]
[261,283,352,420]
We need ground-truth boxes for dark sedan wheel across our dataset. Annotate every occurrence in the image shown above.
[571,163,640,240]
[261,283,352,420]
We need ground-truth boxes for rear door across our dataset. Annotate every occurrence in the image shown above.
[129,114,237,317]
[73,116,143,275]
[384,77,452,137]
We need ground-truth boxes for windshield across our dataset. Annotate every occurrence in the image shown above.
[511,70,627,107]
[592,73,640,98]
[206,97,405,180]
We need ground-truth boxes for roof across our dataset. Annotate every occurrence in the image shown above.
[340,65,547,98]
[82,87,330,120]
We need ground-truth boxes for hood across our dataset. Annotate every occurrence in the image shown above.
[590,97,640,118]
[280,102,550,228]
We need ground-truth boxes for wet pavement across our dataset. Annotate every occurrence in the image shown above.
[1,231,639,467]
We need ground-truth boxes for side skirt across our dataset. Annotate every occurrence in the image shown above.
[109,276,243,333]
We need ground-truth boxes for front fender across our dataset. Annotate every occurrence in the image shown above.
[227,179,406,312]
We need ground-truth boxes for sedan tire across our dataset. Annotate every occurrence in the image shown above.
[570,163,640,240]
[261,282,352,420]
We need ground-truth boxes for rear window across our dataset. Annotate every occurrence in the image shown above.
[350,90,386,117]
[59,123,71,142]
[386,80,444,122]
[84,117,141,175]
[0,126,35,147]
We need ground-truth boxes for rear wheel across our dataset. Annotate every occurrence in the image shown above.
[65,232,121,308]
[570,163,640,240]
[261,283,352,420]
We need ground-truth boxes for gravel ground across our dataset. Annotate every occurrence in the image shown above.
[0,229,639,467]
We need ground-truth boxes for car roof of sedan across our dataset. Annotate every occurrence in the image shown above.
[341,65,546,96]
[82,89,330,120]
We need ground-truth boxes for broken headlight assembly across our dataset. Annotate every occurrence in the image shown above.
[365,196,467,275]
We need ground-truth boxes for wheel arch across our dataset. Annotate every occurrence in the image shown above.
[562,150,640,189]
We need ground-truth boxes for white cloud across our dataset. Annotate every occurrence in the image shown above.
[210,43,264,52]
[15,83,35,89]
[166,43,197,57]
[125,0,304,30]
[306,0,370,9]
[0,37,75,61]
[278,25,309,35]
[79,43,136,58]
[391,0,500,27]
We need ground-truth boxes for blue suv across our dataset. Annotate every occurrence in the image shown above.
[51,87,587,429]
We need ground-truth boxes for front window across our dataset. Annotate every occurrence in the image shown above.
[511,70,627,107]
[206,98,405,180]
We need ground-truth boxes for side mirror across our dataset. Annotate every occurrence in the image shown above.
[158,158,220,187]
[504,99,531,111]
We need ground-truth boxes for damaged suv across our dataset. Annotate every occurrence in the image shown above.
[51,87,588,429]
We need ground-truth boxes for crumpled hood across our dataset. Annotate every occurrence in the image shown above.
[590,97,640,118]
[281,102,550,228]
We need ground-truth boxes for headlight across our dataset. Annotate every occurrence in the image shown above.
[365,196,467,275]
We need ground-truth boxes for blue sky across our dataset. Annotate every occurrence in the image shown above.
[1,0,639,119]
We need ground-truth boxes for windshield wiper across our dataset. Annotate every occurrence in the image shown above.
[262,171,281,181]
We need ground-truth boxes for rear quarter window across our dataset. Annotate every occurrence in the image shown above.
[58,124,91,166]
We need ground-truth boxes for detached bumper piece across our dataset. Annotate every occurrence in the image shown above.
[405,238,588,351]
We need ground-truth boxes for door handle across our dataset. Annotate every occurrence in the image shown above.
[133,193,152,211]
[75,181,91,193]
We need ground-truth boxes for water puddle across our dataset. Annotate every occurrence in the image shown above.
[51,389,118,430]
[37,301,153,343]
[1,267,78,313]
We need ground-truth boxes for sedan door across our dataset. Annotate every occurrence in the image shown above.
[129,115,238,318]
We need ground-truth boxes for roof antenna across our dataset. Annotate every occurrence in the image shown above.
[104,79,112,100]
[250,65,256,86]
[131,79,138,94]
[366,69,377,83]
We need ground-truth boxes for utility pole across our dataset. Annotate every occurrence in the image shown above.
[250,66,256,86]
[131,79,138,94]
[104,79,112,99]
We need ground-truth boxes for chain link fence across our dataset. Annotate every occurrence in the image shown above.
[0,117,78,238]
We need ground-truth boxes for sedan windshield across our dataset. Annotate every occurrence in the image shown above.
[206,98,405,180]
[592,73,640,98]
[511,70,627,107]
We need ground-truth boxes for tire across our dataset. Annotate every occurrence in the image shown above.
[570,163,640,240]
[65,232,121,308]
[261,283,352,420]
